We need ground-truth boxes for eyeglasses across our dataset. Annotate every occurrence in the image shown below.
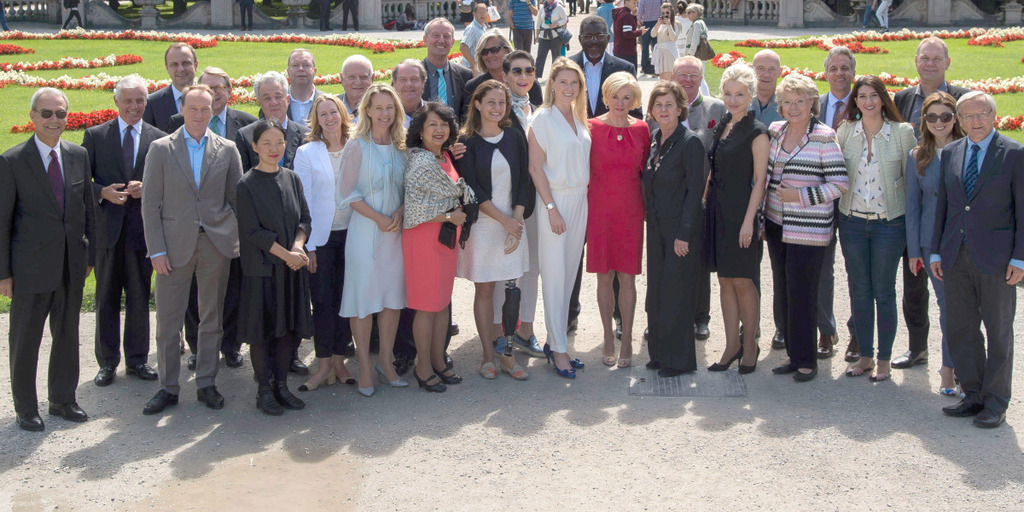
[779,99,809,109]
[958,111,993,122]
[480,45,510,56]
[924,112,954,124]
[34,109,68,119]
[580,34,610,43]
[510,66,536,76]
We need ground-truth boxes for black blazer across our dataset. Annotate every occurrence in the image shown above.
[462,72,543,120]
[235,119,310,172]
[235,168,312,277]
[569,50,641,119]
[82,119,162,251]
[167,107,258,142]
[421,58,474,118]
[642,124,707,243]
[142,85,179,133]
[458,127,536,220]
[932,133,1024,275]
[893,82,972,125]
[0,137,96,294]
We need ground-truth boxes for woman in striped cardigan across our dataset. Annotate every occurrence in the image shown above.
[765,73,849,382]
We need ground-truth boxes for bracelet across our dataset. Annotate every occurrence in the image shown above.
[545,202,556,211]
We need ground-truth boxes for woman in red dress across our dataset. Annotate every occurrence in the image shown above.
[587,71,649,368]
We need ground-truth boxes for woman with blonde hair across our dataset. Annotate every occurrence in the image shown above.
[336,84,409,397]
[293,95,358,392]
[528,58,591,378]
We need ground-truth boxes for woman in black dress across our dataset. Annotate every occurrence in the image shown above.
[643,81,707,377]
[705,64,769,374]
[236,121,314,416]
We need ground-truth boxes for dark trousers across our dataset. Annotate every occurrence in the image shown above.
[646,217,699,372]
[639,20,657,73]
[9,263,82,415]
[61,9,82,29]
[512,28,533,53]
[536,37,563,78]
[766,221,827,371]
[567,0,576,15]
[696,265,711,326]
[945,245,1016,413]
[94,228,153,368]
[186,258,242,357]
[239,1,254,29]
[309,230,352,358]
[251,334,295,391]
[318,0,332,30]
[902,248,931,352]
[814,232,839,336]
[614,53,637,72]
[341,0,358,30]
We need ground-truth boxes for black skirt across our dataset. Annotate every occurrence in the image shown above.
[239,264,313,343]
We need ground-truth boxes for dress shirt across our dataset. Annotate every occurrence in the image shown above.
[424,59,454,106]
[183,128,208,188]
[583,54,605,114]
[170,85,184,114]
[823,90,851,128]
[289,90,316,125]
[34,135,64,179]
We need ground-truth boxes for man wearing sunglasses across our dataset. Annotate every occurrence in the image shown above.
[1,87,97,432]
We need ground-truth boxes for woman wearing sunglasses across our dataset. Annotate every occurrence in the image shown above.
[462,30,544,120]
[905,91,965,397]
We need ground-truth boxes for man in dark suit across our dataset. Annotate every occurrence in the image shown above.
[421,18,473,117]
[143,42,197,133]
[83,75,161,388]
[168,66,257,142]
[0,88,96,432]
[930,91,1024,429]
[236,70,311,374]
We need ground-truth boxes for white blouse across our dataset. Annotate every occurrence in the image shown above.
[528,106,592,191]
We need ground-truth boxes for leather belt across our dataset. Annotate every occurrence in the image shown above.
[848,210,887,220]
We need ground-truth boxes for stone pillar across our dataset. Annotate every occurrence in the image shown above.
[362,0,383,29]
[137,0,164,29]
[1004,0,1024,25]
[777,0,804,28]
[210,0,233,28]
[926,0,952,25]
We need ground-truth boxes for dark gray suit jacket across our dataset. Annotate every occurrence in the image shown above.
[569,50,640,119]
[421,58,474,118]
[0,136,96,294]
[893,82,971,125]
[932,133,1024,275]
[143,85,179,133]
[167,108,258,142]
[235,119,310,171]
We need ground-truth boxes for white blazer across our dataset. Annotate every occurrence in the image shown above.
[293,140,351,251]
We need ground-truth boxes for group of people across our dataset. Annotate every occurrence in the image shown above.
[2,15,1020,433]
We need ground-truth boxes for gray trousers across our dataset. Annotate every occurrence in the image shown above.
[944,244,1015,413]
[155,233,230,395]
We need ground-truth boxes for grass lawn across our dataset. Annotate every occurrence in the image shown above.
[0,32,1022,312]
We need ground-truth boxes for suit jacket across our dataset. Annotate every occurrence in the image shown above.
[292,140,351,251]
[568,51,641,119]
[686,95,727,151]
[141,129,242,268]
[167,108,258,142]
[0,136,96,294]
[893,82,972,126]
[82,119,163,251]
[932,133,1024,275]
[421,58,474,119]
[143,85,179,133]
[642,124,707,243]
[235,119,310,172]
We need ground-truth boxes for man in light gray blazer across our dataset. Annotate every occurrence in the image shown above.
[141,84,242,416]
[931,91,1024,429]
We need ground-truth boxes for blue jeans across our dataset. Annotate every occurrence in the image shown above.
[640,20,656,72]
[862,4,874,26]
[838,214,906,361]
[919,248,953,368]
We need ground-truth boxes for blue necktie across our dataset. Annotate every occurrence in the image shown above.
[436,69,448,106]
[964,143,980,197]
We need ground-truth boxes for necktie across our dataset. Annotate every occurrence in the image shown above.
[209,115,221,137]
[122,125,135,176]
[436,69,448,106]
[47,149,65,214]
[832,100,844,130]
[175,94,182,114]
[964,143,980,197]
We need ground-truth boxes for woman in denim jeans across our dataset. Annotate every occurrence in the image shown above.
[835,75,916,382]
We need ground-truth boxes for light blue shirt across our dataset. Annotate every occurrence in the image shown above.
[171,85,184,114]
[289,90,315,126]
[583,54,604,115]
[183,128,208,188]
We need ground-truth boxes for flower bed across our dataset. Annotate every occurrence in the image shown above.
[0,44,34,55]
[735,28,991,52]
[0,54,141,72]
[10,108,119,133]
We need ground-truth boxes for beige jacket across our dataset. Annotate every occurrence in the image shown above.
[836,119,916,219]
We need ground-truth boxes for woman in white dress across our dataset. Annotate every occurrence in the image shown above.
[336,84,409,397]
[457,80,535,381]
[527,57,591,379]
[652,2,682,81]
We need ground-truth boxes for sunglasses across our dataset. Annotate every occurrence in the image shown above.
[35,109,68,119]
[510,66,536,76]
[480,45,509,56]
[924,112,954,124]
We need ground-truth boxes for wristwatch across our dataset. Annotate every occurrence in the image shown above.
[545,202,556,211]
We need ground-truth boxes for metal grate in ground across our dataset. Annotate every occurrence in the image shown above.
[628,367,748,397]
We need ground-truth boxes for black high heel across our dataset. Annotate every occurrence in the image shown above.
[433,366,463,385]
[414,370,447,393]
[708,345,744,372]
[738,346,761,375]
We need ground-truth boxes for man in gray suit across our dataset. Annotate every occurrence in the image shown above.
[931,91,1024,429]
[141,84,242,415]
[674,55,725,341]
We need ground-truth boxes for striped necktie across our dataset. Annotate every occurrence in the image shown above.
[964,143,980,197]
[436,69,448,106]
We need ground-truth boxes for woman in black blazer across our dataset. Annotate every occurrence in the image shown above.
[642,81,707,377]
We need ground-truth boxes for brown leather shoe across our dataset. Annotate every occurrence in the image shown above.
[844,336,861,362]
[816,334,837,359]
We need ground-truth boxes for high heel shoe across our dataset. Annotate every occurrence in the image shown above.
[544,343,585,369]
[298,373,336,392]
[708,345,744,372]
[375,362,408,388]
[738,346,760,375]
[357,386,374,397]
[414,369,447,393]
[433,366,463,384]
[544,344,578,379]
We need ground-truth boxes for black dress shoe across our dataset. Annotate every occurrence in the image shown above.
[16,412,45,432]
[273,382,305,410]
[772,363,796,375]
[187,354,197,371]
[126,363,158,381]
[197,386,225,410]
[793,368,818,382]
[771,330,786,350]
[657,367,694,378]
[891,350,928,369]
[223,351,244,368]
[643,327,649,341]
[942,397,984,417]
[567,316,579,334]
[694,323,710,341]
[289,357,310,375]
[94,366,115,387]
[448,322,460,337]
[144,389,179,415]
[48,402,88,422]
[973,408,1006,429]
[257,390,284,416]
